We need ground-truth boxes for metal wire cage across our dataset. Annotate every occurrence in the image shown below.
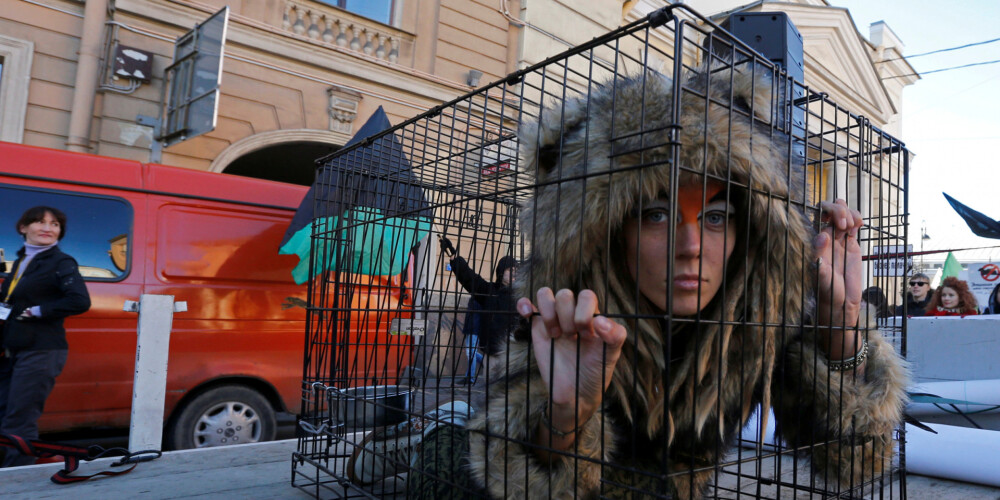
[292,5,910,499]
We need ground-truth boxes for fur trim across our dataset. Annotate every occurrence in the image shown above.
[773,307,911,488]
[516,66,812,443]
[464,63,909,498]
[466,340,616,499]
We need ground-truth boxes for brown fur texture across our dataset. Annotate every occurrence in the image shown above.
[773,306,910,491]
[467,339,616,498]
[464,66,909,498]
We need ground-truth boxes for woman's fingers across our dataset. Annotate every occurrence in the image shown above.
[525,288,621,343]
[820,199,863,235]
[575,290,599,337]
[535,287,560,338]
[813,230,831,276]
[848,208,863,238]
[814,199,865,329]
[820,200,845,230]
[516,297,535,318]
[821,199,852,231]
[593,316,627,348]
[554,289,577,336]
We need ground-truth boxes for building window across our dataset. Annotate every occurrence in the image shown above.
[0,34,34,144]
[0,186,133,281]
[319,0,395,25]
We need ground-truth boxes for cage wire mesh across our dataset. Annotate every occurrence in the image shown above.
[292,5,910,499]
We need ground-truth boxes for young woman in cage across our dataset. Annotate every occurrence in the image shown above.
[347,65,909,499]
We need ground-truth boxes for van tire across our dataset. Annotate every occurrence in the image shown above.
[167,385,277,450]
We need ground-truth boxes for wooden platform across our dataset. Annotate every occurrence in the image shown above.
[1,438,997,499]
[0,439,305,499]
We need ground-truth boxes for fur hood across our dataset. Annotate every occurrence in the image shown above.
[516,66,812,442]
[466,65,908,499]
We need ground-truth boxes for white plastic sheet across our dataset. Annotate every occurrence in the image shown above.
[905,423,1000,487]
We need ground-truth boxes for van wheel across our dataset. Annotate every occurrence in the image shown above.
[167,385,277,450]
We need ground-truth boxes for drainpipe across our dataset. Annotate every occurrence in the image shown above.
[66,0,109,152]
[501,0,523,75]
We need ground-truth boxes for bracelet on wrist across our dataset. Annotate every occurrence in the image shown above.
[542,405,590,438]
[827,338,868,372]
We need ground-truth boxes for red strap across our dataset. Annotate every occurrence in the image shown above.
[50,461,137,484]
[0,433,142,484]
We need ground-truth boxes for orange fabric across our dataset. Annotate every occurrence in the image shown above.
[676,181,724,225]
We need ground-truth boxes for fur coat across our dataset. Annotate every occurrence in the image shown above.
[463,67,909,499]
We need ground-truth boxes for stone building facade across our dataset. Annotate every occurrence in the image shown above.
[1,0,521,183]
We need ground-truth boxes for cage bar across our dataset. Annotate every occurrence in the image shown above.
[292,5,909,499]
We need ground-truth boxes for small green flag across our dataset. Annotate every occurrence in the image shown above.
[941,251,962,280]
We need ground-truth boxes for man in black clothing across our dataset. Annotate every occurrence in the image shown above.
[440,237,517,357]
[895,272,933,316]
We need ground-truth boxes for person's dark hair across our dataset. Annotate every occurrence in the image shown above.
[16,206,68,241]
[863,286,890,318]
[927,276,978,314]
[495,256,517,283]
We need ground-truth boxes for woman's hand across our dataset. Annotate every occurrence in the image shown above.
[516,288,627,444]
[813,199,863,360]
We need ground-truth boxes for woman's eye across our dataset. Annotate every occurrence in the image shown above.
[702,210,729,228]
[642,209,670,224]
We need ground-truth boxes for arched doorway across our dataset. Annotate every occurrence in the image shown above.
[222,141,339,186]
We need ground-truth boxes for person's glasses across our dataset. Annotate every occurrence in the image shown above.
[910,281,928,287]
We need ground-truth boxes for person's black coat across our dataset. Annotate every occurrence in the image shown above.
[894,291,932,317]
[449,256,515,356]
[983,283,1000,314]
[0,246,91,350]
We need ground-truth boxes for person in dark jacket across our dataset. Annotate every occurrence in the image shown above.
[461,297,484,382]
[983,282,1000,315]
[439,236,517,357]
[894,272,933,316]
[862,286,890,319]
[0,206,91,467]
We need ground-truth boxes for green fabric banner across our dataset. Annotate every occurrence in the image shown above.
[279,207,431,285]
[942,251,963,280]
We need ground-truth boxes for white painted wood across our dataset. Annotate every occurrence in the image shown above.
[127,294,177,453]
[908,317,1000,383]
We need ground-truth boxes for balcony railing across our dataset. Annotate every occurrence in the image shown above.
[282,1,411,63]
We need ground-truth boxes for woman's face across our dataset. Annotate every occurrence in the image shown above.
[19,212,61,246]
[623,182,737,316]
[940,286,960,309]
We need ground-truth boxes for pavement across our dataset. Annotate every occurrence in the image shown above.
[1,439,997,499]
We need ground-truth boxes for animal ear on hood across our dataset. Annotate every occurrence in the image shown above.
[688,64,776,127]
[519,93,594,177]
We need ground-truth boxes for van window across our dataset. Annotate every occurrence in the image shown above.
[0,185,133,280]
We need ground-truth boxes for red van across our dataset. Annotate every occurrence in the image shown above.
[0,142,413,449]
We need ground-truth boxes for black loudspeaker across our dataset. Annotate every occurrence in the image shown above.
[712,12,808,185]
[721,12,804,81]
